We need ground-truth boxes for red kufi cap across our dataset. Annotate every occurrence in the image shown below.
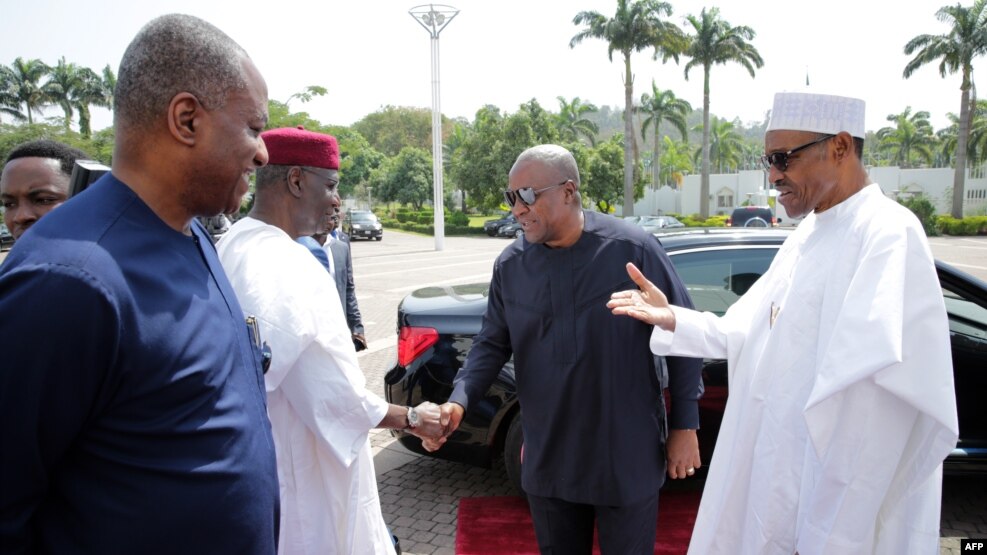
[261,125,340,170]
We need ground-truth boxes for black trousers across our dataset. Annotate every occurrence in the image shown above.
[526,492,660,555]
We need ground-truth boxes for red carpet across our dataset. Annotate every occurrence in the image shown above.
[455,489,702,554]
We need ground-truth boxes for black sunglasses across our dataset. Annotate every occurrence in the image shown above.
[504,180,570,207]
[760,135,835,173]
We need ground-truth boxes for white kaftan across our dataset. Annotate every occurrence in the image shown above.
[651,184,958,555]
[217,218,395,555]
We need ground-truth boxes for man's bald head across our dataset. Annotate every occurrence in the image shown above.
[510,144,581,187]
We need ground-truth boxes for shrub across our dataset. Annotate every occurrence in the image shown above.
[899,196,939,236]
[938,215,987,236]
[447,211,470,226]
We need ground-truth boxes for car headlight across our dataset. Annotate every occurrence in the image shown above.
[352,224,362,230]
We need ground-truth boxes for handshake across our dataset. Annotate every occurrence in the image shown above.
[403,401,466,453]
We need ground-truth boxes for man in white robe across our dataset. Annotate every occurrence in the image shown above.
[217,126,443,555]
[608,92,958,554]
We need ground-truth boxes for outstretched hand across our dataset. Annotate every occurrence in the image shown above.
[607,262,676,331]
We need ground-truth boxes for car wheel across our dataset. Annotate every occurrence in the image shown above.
[504,415,524,496]
[514,228,524,239]
[375,236,382,241]
[744,217,768,228]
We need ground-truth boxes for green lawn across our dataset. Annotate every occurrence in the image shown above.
[469,214,506,228]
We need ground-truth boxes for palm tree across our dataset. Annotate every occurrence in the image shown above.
[636,81,690,189]
[683,7,763,218]
[876,107,936,168]
[74,66,114,138]
[657,136,694,188]
[570,0,686,216]
[556,96,600,146]
[45,56,83,131]
[904,0,987,218]
[0,64,27,123]
[6,57,52,125]
[692,117,744,173]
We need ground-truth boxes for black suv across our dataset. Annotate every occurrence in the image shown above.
[384,228,987,493]
[726,206,779,227]
[344,210,383,241]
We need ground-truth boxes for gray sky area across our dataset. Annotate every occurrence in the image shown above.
[1,0,977,134]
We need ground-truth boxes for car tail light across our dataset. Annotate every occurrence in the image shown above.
[725,217,733,227]
[397,326,439,367]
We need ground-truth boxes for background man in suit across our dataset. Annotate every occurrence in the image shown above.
[313,196,366,351]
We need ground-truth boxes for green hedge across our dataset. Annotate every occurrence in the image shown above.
[674,214,728,227]
[936,215,987,236]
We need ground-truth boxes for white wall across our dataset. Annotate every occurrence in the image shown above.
[628,166,987,219]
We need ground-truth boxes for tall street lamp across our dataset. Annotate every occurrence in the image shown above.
[409,3,458,251]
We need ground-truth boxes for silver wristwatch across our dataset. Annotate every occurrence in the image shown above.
[406,406,421,429]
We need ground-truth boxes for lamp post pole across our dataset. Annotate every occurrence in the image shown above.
[410,4,458,251]
[368,186,373,212]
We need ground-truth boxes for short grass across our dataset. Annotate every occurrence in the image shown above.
[469,214,504,228]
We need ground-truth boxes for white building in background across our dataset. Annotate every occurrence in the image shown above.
[630,167,987,221]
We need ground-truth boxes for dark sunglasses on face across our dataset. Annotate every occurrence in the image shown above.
[503,180,570,207]
[760,134,835,173]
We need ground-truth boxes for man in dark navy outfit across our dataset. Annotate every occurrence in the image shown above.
[0,14,279,554]
[432,144,703,554]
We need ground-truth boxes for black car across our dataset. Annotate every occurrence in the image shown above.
[726,206,780,227]
[483,212,516,237]
[384,228,987,493]
[0,223,13,251]
[495,220,524,239]
[344,210,383,241]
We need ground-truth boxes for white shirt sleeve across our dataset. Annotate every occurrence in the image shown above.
[649,305,730,359]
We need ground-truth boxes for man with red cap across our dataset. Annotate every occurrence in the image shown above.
[217,126,443,555]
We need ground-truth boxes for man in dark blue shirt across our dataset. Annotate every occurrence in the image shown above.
[0,14,279,554]
[433,145,703,554]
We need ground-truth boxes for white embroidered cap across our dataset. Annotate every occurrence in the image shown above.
[767,92,866,139]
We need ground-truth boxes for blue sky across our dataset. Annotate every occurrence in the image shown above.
[1,0,975,134]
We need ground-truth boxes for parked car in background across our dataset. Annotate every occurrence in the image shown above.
[0,223,13,251]
[384,228,987,493]
[495,220,524,239]
[344,210,383,241]
[726,206,780,227]
[483,212,516,237]
[635,215,685,233]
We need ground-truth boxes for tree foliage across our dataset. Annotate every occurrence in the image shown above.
[692,116,744,172]
[904,0,987,217]
[683,7,762,218]
[0,57,113,137]
[876,107,936,168]
[571,0,686,216]
[555,96,599,146]
[636,81,691,189]
[374,146,433,210]
[583,134,644,213]
[353,105,447,157]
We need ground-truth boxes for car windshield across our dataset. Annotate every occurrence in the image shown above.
[352,213,377,223]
